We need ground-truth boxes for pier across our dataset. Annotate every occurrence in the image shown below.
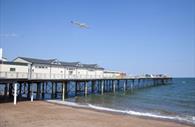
[0,75,172,104]
[0,56,172,104]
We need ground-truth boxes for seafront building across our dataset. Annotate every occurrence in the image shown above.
[0,57,126,79]
[0,48,126,79]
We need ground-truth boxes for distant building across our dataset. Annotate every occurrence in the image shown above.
[103,70,126,78]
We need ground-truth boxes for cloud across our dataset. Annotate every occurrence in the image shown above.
[0,33,18,37]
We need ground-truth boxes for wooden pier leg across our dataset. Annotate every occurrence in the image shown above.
[23,82,26,94]
[153,79,156,86]
[62,82,65,101]
[142,79,145,88]
[99,81,101,93]
[162,79,164,85]
[14,83,17,105]
[117,80,120,91]
[104,80,106,92]
[9,83,13,98]
[51,82,54,99]
[101,80,104,95]
[62,82,68,101]
[42,82,45,99]
[27,83,30,99]
[46,82,48,93]
[91,81,95,93]
[19,83,22,99]
[36,83,38,99]
[36,82,41,100]
[103,80,106,92]
[110,80,113,92]
[75,81,78,96]
[109,80,111,91]
[123,80,127,92]
[110,80,112,92]
[55,82,57,98]
[113,80,116,93]
[98,81,100,93]
[84,81,88,96]
[4,83,8,97]
[138,79,140,88]
[131,80,134,90]
[107,80,109,92]
[31,83,34,102]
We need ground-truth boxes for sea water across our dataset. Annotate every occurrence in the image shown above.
[65,78,195,125]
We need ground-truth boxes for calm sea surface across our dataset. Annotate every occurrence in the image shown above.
[66,78,195,125]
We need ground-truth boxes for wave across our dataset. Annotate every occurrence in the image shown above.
[47,100,195,125]
[88,104,195,125]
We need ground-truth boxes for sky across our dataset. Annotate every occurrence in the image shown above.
[0,0,194,77]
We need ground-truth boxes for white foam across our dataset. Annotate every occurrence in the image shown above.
[88,104,195,125]
[46,100,88,108]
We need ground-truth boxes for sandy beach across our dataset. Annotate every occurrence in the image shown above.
[0,101,193,127]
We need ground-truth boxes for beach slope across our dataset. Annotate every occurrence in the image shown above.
[0,101,192,127]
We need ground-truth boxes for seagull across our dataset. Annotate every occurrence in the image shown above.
[70,21,89,29]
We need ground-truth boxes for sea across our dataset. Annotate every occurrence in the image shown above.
[64,78,195,125]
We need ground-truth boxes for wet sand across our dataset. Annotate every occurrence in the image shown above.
[0,101,193,127]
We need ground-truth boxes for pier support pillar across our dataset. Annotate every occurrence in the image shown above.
[19,83,22,99]
[117,80,120,91]
[46,82,48,93]
[84,81,88,96]
[55,82,57,98]
[62,82,65,101]
[131,80,134,90]
[62,82,67,101]
[42,82,45,99]
[36,83,41,100]
[9,83,13,98]
[75,81,78,96]
[91,81,95,93]
[31,83,34,102]
[14,83,17,105]
[110,80,113,91]
[113,80,116,93]
[27,83,30,99]
[4,83,8,97]
[23,83,26,94]
[123,80,127,92]
[103,80,106,92]
[101,80,104,95]
[51,82,54,99]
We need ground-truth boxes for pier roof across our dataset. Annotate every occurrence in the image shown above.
[13,57,104,70]
[0,61,28,66]
[16,57,56,64]
[81,64,104,70]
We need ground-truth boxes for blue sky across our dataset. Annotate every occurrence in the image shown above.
[0,0,194,77]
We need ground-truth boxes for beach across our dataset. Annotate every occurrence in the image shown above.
[0,101,192,127]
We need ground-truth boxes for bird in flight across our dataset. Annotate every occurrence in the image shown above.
[70,21,89,29]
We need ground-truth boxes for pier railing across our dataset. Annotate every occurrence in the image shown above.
[0,72,170,80]
[0,72,124,80]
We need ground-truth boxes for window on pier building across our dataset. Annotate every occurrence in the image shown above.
[10,68,16,72]
[69,71,73,75]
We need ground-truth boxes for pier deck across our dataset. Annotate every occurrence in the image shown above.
[0,76,172,104]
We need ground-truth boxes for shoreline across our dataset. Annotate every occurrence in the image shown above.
[0,101,194,127]
[46,100,194,126]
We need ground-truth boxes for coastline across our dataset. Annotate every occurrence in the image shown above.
[46,100,195,126]
[0,101,193,127]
